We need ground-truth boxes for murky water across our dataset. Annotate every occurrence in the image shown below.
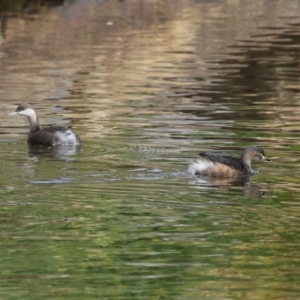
[0,0,300,298]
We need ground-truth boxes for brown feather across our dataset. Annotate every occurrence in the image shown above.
[190,146,270,178]
[201,162,244,178]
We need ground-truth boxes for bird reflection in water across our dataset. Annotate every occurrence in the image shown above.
[28,144,80,161]
[191,175,265,198]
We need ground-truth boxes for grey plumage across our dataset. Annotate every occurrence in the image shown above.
[9,103,81,146]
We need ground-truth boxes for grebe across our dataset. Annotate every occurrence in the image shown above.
[9,103,81,146]
[188,146,270,178]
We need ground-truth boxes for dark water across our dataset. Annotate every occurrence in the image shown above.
[0,0,300,299]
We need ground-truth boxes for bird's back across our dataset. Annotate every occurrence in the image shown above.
[189,152,247,178]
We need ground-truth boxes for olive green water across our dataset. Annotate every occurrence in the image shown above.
[0,0,300,299]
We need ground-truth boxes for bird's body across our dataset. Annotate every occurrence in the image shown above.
[9,103,80,146]
[27,125,80,146]
[188,146,270,178]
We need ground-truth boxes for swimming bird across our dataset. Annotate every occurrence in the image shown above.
[9,103,81,146]
[188,146,270,178]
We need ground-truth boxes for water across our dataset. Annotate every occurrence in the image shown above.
[0,0,300,298]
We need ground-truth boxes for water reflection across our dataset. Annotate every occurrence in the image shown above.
[0,0,64,13]
[28,143,80,161]
[190,174,265,198]
[0,0,299,299]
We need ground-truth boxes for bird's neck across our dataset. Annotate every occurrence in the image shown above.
[241,153,252,173]
[28,116,41,132]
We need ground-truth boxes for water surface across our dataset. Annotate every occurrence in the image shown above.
[0,0,300,299]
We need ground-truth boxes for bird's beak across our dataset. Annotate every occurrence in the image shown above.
[262,155,271,162]
[8,112,18,116]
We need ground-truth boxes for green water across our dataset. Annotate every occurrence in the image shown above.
[0,0,299,299]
